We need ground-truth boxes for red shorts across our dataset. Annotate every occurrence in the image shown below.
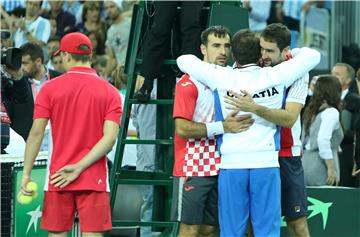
[40,191,112,232]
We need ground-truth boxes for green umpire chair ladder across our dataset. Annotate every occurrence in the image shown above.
[109,2,248,236]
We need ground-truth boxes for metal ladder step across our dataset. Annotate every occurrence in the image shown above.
[128,99,174,105]
[121,139,173,145]
[114,170,172,186]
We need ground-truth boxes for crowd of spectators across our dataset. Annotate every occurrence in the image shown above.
[1,0,136,83]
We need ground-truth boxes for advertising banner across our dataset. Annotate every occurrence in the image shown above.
[281,187,360,236]
[13,165,79,237]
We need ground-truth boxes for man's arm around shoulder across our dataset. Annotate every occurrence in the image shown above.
[176,55,229,91]
[271,47,320,87]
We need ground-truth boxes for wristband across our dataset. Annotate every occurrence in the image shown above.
[205,121,224,137]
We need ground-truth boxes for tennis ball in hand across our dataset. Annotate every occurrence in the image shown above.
[26,181,38,192]
[18,193,33,205]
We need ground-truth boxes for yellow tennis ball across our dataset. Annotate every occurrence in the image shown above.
[26,181,38,192]
[18,194,33,205]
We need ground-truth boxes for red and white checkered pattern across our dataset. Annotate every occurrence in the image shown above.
[183,138,221,176]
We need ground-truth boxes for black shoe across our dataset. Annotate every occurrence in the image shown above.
[134,85,152,103]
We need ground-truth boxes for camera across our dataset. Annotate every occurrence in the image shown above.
[1,30,22,70]
[1,30,11,40]
[1,47,22,70]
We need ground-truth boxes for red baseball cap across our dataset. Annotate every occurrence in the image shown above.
[54,32,93,55]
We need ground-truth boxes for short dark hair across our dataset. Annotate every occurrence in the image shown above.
[11,7,25,17]
[69,44,92,62]
[231,29,260,65]
[261,23,291,51]
[201,25,231,45]
[20,42,44,63]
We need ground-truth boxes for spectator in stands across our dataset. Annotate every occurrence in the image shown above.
[302,75,343,186]
[10,6,26,23]
[62,0,83,25]
[349,67,360,94]
[42,0,75,37]
[87,30,106,67]
[13,0,51,47]
[1,27,33,147]
[332,63,360,187]
[93,55,108,79]
[0,5,23,35]
[21,42,62,95]
[76,1,106,37]
[242,0,271,33]
[46,36,60,69]
[103,0,131,79]
[135,1,205,102]
[1,0,25,13]
[50,53,64,73]
[20,42,62,151]
[18,32,121,236]
[1,58,31,154]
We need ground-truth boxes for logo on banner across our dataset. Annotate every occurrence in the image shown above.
[26,205,42,234]
[281,197,333,230]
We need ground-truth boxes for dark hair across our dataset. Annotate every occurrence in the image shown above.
[261,23,291,51]
[20,42,44,63]
[87,30,105,55]
[201,25,231,45]
[82,1,101,23]
[302,75,342,135]
[69,44,92,62]
[334,62,355,80]
[231,29,260,65]
[11,7,25,17]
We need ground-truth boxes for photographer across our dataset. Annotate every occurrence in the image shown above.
[1,30,32,154]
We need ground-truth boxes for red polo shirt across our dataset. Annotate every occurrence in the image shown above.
[34,66,122,192]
